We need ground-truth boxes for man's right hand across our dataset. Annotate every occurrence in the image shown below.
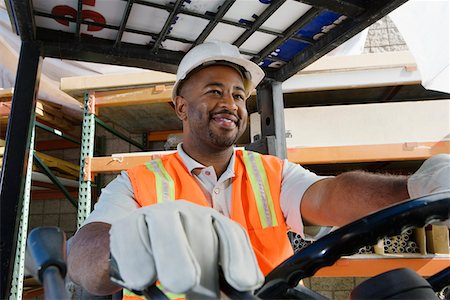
[109,200,264,299]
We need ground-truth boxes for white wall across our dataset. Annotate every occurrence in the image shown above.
[250,100,450,148]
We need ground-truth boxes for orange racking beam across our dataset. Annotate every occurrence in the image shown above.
[315,256,450,277]
[287,141,450,165]
[147,130,183,142]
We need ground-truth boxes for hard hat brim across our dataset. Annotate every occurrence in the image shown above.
[172,55,265,101]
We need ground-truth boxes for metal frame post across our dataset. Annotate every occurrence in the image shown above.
[10,127,35,300]
[271,81,287,160]
[94,135,106,199]
[247,80,287,159]
[77,92,96,228]
[0,41,42,299]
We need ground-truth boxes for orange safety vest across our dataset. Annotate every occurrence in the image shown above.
[125,150,293,297]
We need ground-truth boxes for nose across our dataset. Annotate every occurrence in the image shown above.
[219,91,238,111]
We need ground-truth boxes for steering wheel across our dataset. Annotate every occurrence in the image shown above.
[143,192,449,299]
[26,192,450,299]
[255,192,450,299]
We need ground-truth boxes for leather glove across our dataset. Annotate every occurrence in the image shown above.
[109,200,264,299]
[407,154,450,199]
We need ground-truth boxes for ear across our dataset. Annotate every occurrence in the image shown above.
[173,95,187,121]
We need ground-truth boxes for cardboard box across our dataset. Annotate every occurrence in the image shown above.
[426,225,450,254]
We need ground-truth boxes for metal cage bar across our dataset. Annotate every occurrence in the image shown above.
[233,0,286,47]
[294,0,365,17]
[34,10,120,31]
[0,40,42,300]
[115,0,135,47]
[253,7,322,64]
[75,0,83,38]
[25,0,408,82]
[151,0,186,53]
[33,3,319,66]
[34,10,195,46]
[8,0,35,41]
[193,0,235,46]
[39,28,181,74]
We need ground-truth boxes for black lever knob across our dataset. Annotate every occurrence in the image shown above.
[27,227,67,283]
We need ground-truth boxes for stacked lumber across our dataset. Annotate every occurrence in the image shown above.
[34,152,79,180]
[0,88,80,132]
[35,101,80,132]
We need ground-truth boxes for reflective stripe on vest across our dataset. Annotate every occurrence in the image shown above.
[123,284,184,300]
[242,151,278,228]
[144,159,175,203]
[123,289,145,299]
[143,151,277,228]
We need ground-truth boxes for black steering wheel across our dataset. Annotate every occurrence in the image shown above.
[255,192,450,299]
[27,192,450,299]
[143,192,450,299]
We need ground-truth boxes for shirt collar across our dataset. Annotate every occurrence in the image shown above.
[176,143,236,179]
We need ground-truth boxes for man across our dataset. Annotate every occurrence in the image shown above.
[68,41,450,298]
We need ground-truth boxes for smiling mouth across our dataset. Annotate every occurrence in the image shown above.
[210,113,239,128]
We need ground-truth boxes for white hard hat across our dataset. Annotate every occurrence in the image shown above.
[172,40,265,100]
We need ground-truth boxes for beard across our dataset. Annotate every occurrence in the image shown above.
[206,109,245,148]
[187,106,245,149]
[206,124,240,148]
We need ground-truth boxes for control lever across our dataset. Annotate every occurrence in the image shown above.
[27,227,69,300]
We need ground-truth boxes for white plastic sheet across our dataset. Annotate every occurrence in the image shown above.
[390,0,450,94]
[0,0,148,118]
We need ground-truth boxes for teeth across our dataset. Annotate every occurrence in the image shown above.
[215,117,233,123]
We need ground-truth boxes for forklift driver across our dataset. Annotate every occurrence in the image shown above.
[67,41,450,299]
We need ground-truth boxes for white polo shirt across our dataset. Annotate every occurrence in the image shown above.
[84,144,330,238]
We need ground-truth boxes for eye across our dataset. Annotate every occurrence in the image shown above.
[234,93,245,101]
[208,89,222,96]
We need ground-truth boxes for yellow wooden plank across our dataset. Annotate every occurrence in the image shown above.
[86,155,155,180]
[60,71,176,96]
[35,152,80,178]
[94,85,173,107]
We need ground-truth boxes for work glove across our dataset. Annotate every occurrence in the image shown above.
[407,154,450,199]
[109,200,264,299]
